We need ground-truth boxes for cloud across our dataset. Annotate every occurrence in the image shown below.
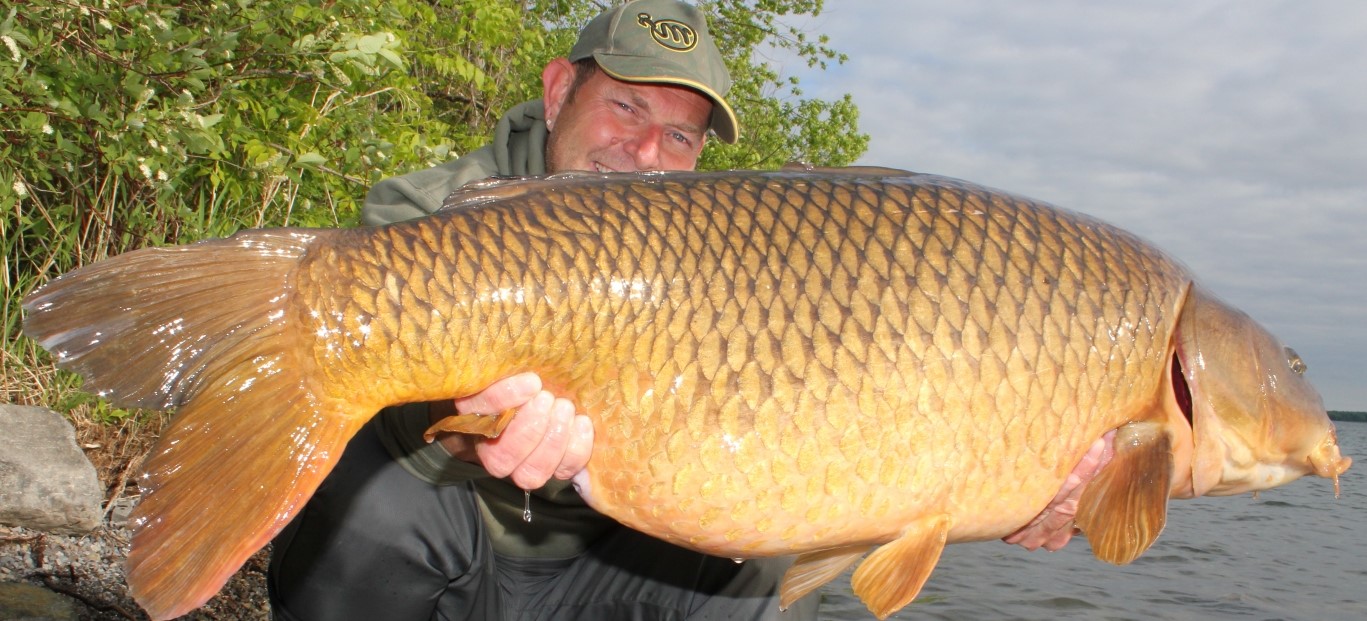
[779,1,1367,409]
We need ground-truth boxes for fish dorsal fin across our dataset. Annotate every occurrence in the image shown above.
[850,514,952,620]
[1075,421,1174,564]
[780,161,917,177]
[437,175,547,212]
[779,545,870,610]
[439,167,925,214]
[438,170,667,212]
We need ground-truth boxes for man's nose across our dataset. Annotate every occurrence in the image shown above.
[624,127,662,169]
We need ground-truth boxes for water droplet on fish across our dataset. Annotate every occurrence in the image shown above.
[523,489,532,523]
[732,557,745,564]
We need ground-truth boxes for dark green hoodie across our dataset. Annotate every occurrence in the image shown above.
[361,100,550,225]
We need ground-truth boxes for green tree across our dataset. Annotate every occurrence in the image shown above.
[703,0,867,169]
[1328,411,1367,423]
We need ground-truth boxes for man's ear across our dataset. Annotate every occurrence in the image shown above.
[542,58,576,132]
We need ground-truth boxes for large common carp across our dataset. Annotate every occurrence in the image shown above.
[22,168,1351,620]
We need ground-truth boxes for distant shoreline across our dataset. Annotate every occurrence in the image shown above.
[1329,411,1367,423]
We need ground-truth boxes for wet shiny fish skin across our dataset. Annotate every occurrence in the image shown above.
[22,168,1350,620]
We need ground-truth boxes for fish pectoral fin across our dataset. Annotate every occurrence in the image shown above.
[850,514,952,620]
[423,407,518,441]
[1075,421,1174,565]
[779,545,871,611]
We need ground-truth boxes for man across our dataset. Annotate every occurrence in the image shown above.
[269,2,814,620]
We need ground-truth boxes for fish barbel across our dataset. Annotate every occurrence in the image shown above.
[22,168,1351,620]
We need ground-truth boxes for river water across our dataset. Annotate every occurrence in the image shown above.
[817,421,1367,621]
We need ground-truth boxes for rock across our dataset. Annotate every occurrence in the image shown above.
[0,405,103,534]
[0,581,79,621]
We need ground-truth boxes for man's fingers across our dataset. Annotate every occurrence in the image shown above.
[456,372,543,414]
[449,372,596,490]
[554,415,595,480]
[1003,432,1115,551]
[509,397,576,489]
[477,390,554,478]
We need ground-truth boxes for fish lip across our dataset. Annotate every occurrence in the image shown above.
[1308,430,1352,495]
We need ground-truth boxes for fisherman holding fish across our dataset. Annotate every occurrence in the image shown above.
[23,1,1351,617]
[266,1,1107,619]
[267,2,812,620]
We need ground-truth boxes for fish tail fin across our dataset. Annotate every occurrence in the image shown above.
[23,229,328,409]
[128,379,368,620]
[23,229,373,620]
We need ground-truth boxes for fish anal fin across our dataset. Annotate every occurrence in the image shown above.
[423,407,518,441]
[1075,421,1174,565]
[779,545,870,611]
[850,514,951,620]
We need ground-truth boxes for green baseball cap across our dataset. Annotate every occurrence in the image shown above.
[568,0,739,143]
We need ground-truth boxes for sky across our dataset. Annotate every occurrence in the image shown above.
[773,1,1367,410]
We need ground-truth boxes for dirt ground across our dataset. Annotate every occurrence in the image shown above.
[2,412,272,620]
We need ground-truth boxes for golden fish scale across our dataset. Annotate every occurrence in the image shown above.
[299,173,1189,557]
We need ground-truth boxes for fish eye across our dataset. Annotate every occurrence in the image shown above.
[1285,347,1307,375]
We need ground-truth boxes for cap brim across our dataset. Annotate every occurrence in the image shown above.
[594,53,739,144]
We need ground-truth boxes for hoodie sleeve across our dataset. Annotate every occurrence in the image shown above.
[361,145,500,226]
[361,100,547,226]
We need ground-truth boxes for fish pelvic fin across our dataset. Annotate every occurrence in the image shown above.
[23,228,372,619]
[1075,421,1174,565]
[850,514,951,620]
[779,545,870,611]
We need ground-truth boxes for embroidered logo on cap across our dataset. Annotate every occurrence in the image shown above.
[637,12,697,52]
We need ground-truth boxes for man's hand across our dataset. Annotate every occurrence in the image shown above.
[1002,430,1116,551]
[431,372,594,490]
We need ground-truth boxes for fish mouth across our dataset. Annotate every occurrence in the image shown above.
[1309,430,1353,497]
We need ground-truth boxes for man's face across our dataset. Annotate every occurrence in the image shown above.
[543,61,713,174]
